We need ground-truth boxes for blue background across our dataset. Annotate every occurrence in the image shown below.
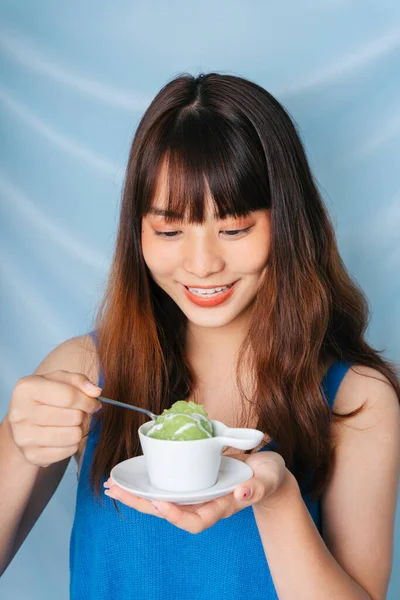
[0,1,399,597]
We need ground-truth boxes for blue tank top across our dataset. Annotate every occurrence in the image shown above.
[70,332,352,599]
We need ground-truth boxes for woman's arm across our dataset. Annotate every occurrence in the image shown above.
[252,365,400,600]
[0,334,97,575]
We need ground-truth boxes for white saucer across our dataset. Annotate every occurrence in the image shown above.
[110,455,253,505]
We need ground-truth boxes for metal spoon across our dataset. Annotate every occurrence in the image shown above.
[97,395,158,420]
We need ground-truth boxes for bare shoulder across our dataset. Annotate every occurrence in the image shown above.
[34,333,99,384]
[331,363,400,435]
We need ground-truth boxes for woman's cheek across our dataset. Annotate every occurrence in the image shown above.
[229,239,270,274]
[142,239,179,278]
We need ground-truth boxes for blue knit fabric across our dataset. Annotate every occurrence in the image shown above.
[69,333,352,599]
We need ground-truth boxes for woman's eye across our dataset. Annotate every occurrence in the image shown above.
[154,226,252,238]
[222,226,252,236]
[154,231,181,237]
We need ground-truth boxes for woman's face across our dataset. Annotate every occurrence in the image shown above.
[141,192,271,330]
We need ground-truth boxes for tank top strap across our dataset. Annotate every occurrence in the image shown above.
[321,358,353,410]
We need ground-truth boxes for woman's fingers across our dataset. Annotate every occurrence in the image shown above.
[104,479,164,517]
[150,493,236,534]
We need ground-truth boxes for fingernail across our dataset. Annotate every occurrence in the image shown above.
[239,487,252,500]
[105,490,118,501]
[152,501,167,515]
[84,381,101,393]
[103,481,110,488]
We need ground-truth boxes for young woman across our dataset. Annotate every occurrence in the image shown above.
[1,72,399,600]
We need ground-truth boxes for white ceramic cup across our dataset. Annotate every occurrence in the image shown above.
[138,419,264,492]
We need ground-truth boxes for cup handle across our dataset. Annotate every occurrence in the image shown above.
[217,427,264,451]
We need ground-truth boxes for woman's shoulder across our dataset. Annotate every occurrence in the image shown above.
[332,363,398,417]
[35,333,99,385]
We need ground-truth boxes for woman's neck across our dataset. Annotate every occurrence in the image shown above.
[185,311,250,372]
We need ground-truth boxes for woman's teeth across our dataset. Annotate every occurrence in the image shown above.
[187,284,232,296]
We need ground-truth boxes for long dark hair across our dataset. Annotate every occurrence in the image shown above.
[88,72,399,501]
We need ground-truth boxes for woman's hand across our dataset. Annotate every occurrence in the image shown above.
[8,371,102,468]
[104,451,295,534]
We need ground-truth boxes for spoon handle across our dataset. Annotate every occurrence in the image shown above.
[97,395,157,420]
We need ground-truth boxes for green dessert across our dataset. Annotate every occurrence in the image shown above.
[146,400,214,440]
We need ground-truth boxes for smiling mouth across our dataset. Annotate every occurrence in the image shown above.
[181,281,237,297]
[181,281,236,290]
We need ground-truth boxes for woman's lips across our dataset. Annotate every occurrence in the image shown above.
[180,281,238,308]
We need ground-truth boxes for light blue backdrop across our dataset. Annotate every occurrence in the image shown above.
[1,1,399,598]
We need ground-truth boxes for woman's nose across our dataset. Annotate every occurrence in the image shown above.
[182,233,224,278]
